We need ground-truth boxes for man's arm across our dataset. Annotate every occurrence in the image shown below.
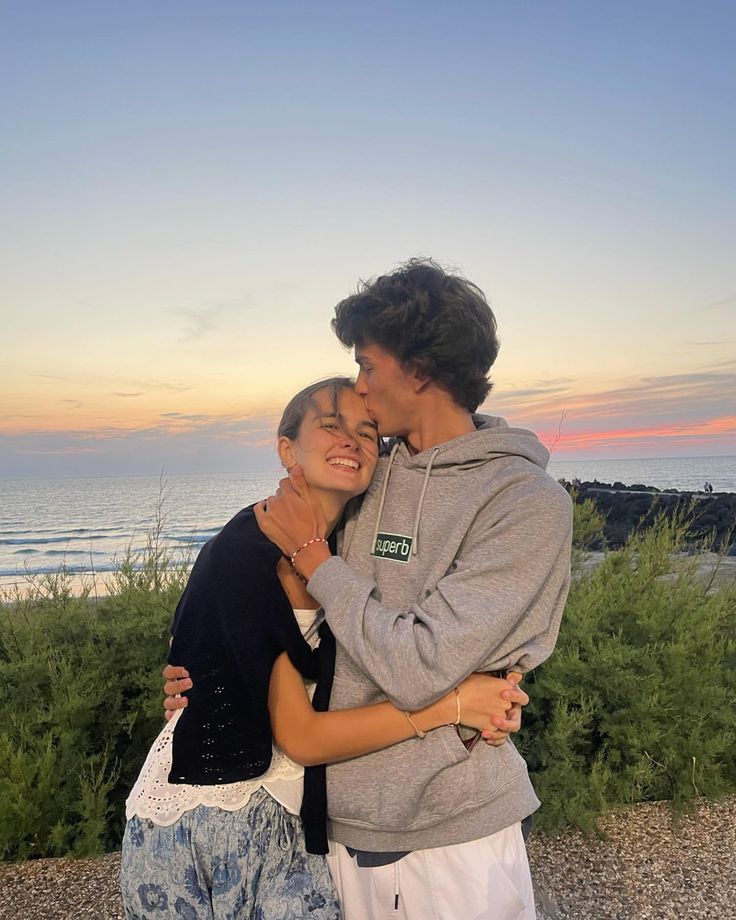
[258,475,572,712]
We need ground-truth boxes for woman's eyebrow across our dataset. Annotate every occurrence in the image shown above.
[314,411,376,432]
[358,419,378,432]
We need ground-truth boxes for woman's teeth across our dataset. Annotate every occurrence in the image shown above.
[328,458,359,470]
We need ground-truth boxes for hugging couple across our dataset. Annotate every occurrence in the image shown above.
[120,258,573,920]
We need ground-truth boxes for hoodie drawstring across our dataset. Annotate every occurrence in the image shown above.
[372,441,400,550]
[394,859,400,911]
[411,447,440,556]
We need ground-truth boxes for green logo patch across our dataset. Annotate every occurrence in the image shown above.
[372,532,413,564]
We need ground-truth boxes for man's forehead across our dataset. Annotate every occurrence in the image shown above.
[355,342,387,363]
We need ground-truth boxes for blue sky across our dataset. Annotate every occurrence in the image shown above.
[2,1,734,477]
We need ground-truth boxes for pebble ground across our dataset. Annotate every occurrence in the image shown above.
[1,797,734,919]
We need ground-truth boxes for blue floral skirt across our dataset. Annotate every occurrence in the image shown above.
[120,788,341,919]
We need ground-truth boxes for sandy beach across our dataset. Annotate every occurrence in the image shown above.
[4,548,734,603]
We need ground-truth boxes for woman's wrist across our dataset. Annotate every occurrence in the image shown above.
[411,691,455,734]
[293,540,332,581]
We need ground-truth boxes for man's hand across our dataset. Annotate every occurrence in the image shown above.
[255,467,331,579]
[163,664,191,721]
[482,671,526,747]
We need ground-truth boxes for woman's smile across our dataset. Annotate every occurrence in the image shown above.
[326,455,362,472]
[278,387,378,501]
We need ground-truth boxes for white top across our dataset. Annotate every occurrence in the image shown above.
[125,608,322,825]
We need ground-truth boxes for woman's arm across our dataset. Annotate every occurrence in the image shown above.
[162,663,527,753]
[267,652,527,767]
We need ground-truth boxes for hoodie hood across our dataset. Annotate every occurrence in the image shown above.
[387,413,550,473]
[371,414,550,557]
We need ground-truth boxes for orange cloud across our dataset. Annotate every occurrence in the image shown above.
[488,363,736,457]
[539,415,736,454]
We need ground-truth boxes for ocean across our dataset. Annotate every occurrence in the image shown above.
[1,456,734,589]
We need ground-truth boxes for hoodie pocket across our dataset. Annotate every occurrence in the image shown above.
[327,725,475,832]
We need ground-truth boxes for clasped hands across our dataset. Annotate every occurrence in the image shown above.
[162,666,528,747]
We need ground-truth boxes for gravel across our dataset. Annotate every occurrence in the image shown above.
[528,797,736,919]
[0,852,125,920]
[1,797,734,919]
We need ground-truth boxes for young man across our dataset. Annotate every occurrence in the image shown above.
[257,259,573,919]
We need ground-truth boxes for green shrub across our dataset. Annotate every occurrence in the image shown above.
[518,511,736,832]
[0,553,187,860]
[571,490,607,552]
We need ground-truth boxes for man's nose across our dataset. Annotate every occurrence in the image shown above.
[355,371,367,395]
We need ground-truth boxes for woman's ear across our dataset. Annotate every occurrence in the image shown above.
[277,436,297,470]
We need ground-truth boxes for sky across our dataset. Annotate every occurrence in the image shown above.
[2,0,735,478]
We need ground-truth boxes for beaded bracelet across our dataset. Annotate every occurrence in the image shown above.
[290,537,328,568]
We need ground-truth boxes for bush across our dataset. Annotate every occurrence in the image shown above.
[518,511,736,832]
[571,490,607,552]
[0,553,187,860]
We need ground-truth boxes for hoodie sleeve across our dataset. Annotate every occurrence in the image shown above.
[307,478,573,712]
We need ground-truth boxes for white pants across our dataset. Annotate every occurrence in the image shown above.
[326,822,536,920]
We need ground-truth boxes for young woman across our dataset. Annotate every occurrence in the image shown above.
[120,377,524,920]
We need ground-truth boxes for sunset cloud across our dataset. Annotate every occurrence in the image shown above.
[490,365,736,434]
[702,296,736,311]
[0,411,284,478]
[175,300,252,342]
[539,416,736,455]
[3,356,735,478]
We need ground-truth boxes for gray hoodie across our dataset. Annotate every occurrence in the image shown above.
[307,414,573,852]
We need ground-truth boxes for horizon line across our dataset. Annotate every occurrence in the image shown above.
[1,453,734,483]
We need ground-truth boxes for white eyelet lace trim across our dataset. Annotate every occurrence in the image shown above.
[125,608,321,827]
[124,709,305,825]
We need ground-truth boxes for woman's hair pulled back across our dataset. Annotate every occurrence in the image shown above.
[277,376,356,441]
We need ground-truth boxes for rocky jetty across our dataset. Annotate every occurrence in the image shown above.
[560,480,736,553]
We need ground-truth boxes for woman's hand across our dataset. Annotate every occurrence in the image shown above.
[255,469,327,554]
[162,664,191,721]
[255,468,332,580]
[452,671,528,747]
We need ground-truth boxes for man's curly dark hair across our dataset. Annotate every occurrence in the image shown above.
[331,258,500,412]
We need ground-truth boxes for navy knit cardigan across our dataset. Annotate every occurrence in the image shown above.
[168,505,335,854]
